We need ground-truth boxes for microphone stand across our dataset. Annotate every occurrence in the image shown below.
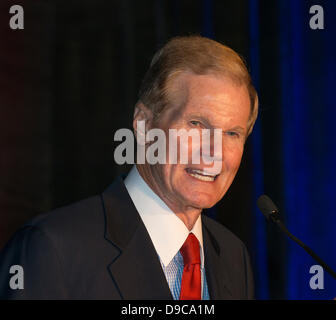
[269,213,336,280]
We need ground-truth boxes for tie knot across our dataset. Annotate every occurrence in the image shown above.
[180,233,201,265]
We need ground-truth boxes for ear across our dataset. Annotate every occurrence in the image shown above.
[133,102,154,144]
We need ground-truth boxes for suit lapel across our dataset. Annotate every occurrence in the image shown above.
[101,177,173,300]
[101,176,234,300]
[202,216,233,299]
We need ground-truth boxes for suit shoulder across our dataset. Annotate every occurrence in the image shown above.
[20,195,105,245]
[29,195,101,225]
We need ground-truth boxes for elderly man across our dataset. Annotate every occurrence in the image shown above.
[0,36,258,300]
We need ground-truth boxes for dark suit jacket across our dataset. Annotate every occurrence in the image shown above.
[0,176,254,299]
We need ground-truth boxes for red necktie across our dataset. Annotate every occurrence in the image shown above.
[179,233,201,300]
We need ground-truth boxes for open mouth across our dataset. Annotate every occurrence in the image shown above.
[185,168,220,182]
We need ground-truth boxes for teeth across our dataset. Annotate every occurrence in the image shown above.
[190,169,217,177]
[189,172,216,182]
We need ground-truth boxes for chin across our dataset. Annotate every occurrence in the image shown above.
[183,193,219,210]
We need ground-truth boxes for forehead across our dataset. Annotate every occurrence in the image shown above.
[168,72,251,126]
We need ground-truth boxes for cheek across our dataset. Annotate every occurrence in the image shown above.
[162,164,182,189]
[224,146,244,172]
[152,163,174,190]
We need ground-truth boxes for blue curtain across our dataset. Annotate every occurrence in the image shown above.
[250,0,336,299]
[249,0,269,300]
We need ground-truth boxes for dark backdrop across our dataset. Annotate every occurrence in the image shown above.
[1,0,335,299]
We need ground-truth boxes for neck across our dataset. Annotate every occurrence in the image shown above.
[136,164,202,231]
[175,210,201,231]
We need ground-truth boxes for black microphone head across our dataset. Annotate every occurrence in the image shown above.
[257,195,280,221]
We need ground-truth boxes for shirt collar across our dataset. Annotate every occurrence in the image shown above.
[124,165,204,268]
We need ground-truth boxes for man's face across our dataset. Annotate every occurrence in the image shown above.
[140,73,251,212]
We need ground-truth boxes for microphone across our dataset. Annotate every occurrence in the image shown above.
[257,194,336,280]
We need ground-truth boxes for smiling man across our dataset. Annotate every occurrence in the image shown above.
[0,36,258,300]
[134,72,252,230]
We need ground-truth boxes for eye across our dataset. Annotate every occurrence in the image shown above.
[226,131,240,138]
[190,120,201,126]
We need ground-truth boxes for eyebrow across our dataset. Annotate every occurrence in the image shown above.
[188,114,212,127]
[225,126,245,134]
[188,115,246,133]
